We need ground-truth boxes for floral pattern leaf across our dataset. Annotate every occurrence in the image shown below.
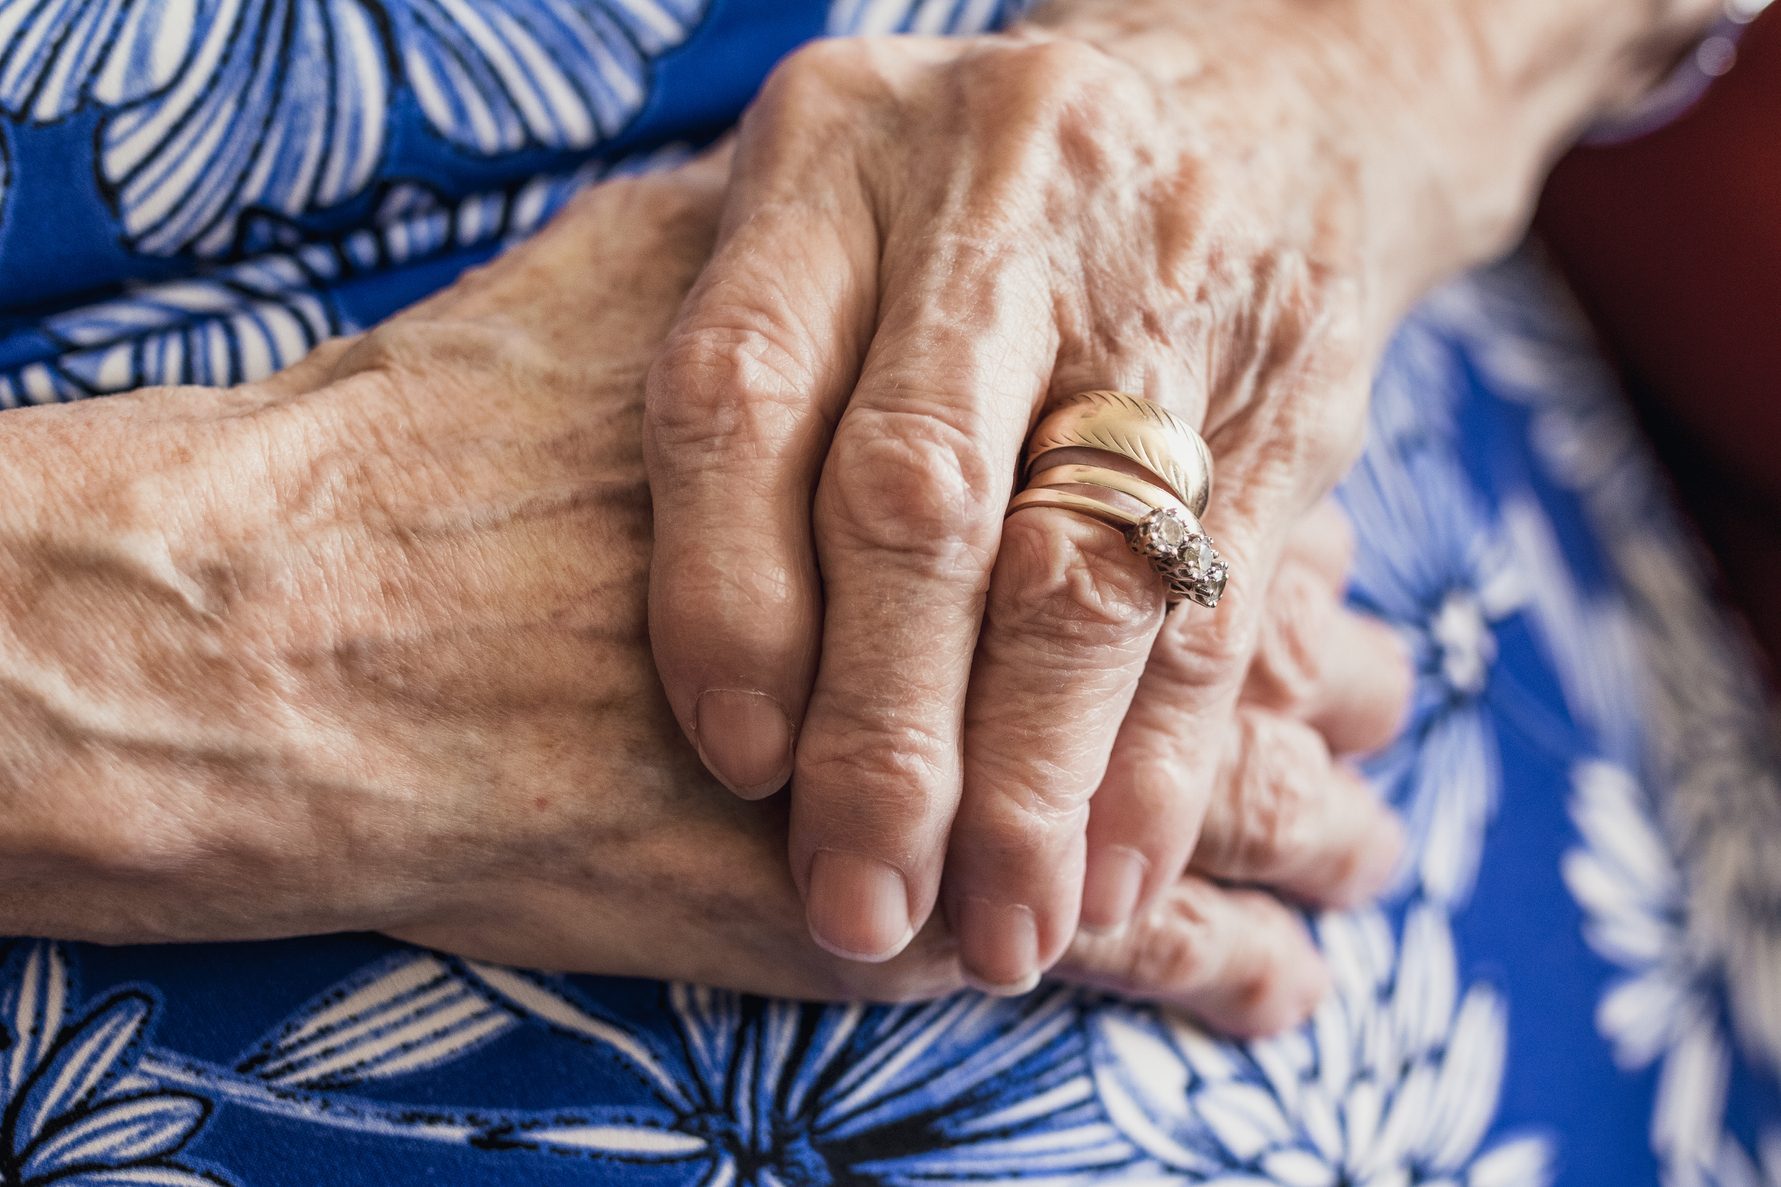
[1086,1013,1211,1173]
[0,942,72,1106]
[0,0,197,122]
[44,262,339,392]
[827,0,1026,36]
[21,1092,208,1180]
[485,1111,710,1162]
[237,952,514,1090]
[42,1166,232,1187]
[13,992,154,1156]
[462,963,689,1107]
[399,0,705,155]
[100,0,391,256]
[1091,907,1550,1182]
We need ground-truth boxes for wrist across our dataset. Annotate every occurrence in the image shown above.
[1031,0,1719,319]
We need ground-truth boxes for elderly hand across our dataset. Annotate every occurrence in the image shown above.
[644,8,1420,989]
[0,153,1382,1032]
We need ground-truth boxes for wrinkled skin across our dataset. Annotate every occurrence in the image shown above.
[0,158,1393,1030]
[644,17,1415,991]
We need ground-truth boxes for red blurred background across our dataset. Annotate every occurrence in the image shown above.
[1536,8,1781,672]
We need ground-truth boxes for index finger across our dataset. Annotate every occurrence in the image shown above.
[644,92,880,800]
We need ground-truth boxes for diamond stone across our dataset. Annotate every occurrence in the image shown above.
[1197,560,1229,607]
[1132,508,1190,557]
[1150,510,1188,550]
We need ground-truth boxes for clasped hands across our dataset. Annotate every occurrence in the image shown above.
[643,29,1411,1010]
[0,20,1418,1036]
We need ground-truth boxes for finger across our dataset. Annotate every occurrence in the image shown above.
[643,79,880,799]
[942,504,1165,992]
[1077,508,1407,936]
[1193,706,1403,907]
[1076,654,1212,938]
[1057,875,1329,1037]
[1073,473,1282,933]
[1243,547,1413,756]
[789,235,1056,963]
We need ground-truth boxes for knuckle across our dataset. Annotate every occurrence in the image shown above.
[994,513,1161,650]
[796,713,954,838]
[333,317,529,392]
[978,792,1090,867]
[1246,264,1372,486]
[950,39,1153,222]
[819,410,1000,572]
[646,323,813,463]
[1211,895,1304,1030]
[750,42,855,132]
[1121,889,1216,990]
[1211,714,1331,875]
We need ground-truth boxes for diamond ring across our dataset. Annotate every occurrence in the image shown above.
[1006,391,1227,609]
[1126,506,1229,609]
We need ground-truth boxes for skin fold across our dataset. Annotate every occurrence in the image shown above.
[641,0,1721,991]
[0,157,1406,1034]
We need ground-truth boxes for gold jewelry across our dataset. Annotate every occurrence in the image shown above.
[1007,391,1228,609]
[1024,390,1212,518]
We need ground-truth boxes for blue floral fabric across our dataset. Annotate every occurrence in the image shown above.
[0,2,1776,1184]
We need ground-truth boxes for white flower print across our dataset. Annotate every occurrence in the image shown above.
[827,0,1030,36]
[1439,255,1781,1180]
[1340,427,1526,907]
[401,0,706,155]
[1678,1131,1781,1187]
[0,0,197,122]
[179,954,1131,1182]
[1089,905,1552,1185]
[1447,259,1781,1070]
[1563,760,1735,1173]
[101,0,393,257]
[1563,761,1700,1071]
[0,153,657,403]
[485,983,1131,1183]
[0,0,712,257]
[0,942,229,1187]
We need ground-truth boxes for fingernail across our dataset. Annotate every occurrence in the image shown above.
[1080,845,1149,936]
[694,689,792,799]
[957,898,1041,996]
[805,851,914,963]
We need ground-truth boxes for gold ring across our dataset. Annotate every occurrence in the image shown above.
[1024,390,1212,518]
[1008,391,1228,609]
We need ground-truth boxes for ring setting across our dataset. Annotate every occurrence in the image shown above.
[1126,507,1229,608]
[1007,390,1229,610]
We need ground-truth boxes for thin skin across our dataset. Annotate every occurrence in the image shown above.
[641,0,1712,991]
[0,158,1394,1031]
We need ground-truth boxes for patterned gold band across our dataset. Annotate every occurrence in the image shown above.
[1008,393,1228,609]
[1023,390,1212,519]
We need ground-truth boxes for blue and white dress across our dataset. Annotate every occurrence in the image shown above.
[0,2,1775,1184]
